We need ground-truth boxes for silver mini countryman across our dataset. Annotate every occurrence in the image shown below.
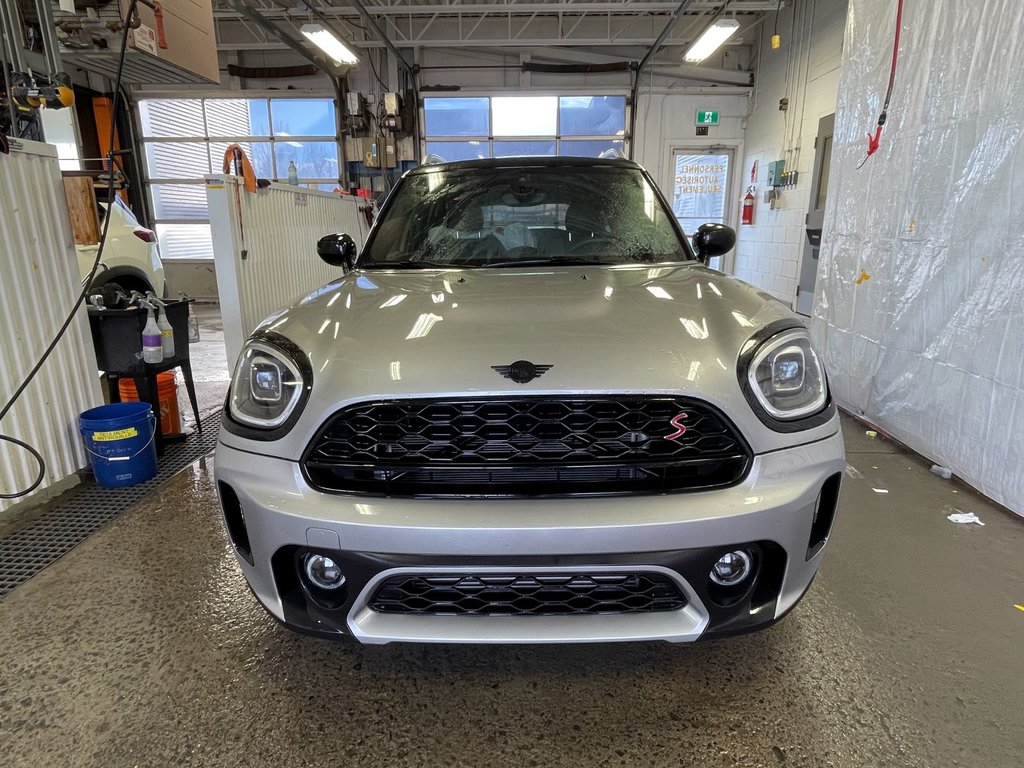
[215,157,844,644]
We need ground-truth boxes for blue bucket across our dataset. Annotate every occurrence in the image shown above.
[80,402,158,488]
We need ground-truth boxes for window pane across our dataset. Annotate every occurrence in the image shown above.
[425,141,488,162]
[40,108,81,170]
[423,97,489,136]
[559,96,627,136]
[273,141,339,180]
[151,183,209,220]
[155,223,214,260]
[249,99,271,135]
[671,152,730,235]
[270,99,335,137]
[493,140,555,158]
[210,141,274,178]
[204,99,269,137]
[492,96,557,136]
[144,141,210,179]
[559,139,626,159]
[139,99,205,138]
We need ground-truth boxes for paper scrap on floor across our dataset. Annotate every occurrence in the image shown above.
[947,511,984,526]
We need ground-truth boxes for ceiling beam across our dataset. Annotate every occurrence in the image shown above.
[648,64,752,86]
[213,2,780,19]
[216,36,749,49]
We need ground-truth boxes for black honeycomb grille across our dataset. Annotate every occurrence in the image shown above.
[303,396,751,497]
[369,572,687,616]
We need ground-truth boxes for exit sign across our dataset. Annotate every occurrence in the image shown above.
[696,110,719,125]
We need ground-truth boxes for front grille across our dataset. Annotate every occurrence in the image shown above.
[369,572,687,616]
[303,396,751,497]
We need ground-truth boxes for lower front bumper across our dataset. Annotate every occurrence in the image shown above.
[214,430,844,644]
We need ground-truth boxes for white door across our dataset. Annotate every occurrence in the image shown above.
[670,148,735,271]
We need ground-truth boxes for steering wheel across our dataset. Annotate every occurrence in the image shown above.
[569,237,617,257]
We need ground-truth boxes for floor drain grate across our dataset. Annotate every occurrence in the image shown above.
[0,410,222,599]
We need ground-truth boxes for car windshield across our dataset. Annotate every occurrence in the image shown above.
[360,164,692,268]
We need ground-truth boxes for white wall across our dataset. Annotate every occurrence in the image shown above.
[736,0,848,303]
[633,89,748,271]
[633,90,748,189]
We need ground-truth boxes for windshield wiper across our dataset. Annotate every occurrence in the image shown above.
[363,260,444,270]
[480,257,612,269]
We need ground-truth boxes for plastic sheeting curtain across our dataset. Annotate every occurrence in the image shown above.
[812,0,1024,515]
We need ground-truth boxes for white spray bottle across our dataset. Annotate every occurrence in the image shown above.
[150,294,175,358]
[142,302,164,364]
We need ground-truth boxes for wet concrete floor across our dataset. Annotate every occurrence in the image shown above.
[1,416,1022,767]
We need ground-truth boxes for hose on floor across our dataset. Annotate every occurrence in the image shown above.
[0,0,141,500]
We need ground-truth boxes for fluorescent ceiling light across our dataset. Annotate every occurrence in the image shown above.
[300,23,359,66]
[683,18,740,63]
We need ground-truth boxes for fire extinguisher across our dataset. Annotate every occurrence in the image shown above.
[741,187,755,226]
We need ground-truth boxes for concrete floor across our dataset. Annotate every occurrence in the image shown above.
[1,417,1022,767]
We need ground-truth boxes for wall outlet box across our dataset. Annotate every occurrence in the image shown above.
[346,92,365,117]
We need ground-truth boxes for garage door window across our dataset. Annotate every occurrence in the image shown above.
[138,97,339,260]
[424,95,626,163]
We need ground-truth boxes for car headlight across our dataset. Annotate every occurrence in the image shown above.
[229,339,309,429]
[746,329,827,420]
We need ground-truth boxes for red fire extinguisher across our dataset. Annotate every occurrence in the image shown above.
[741,187,755,225]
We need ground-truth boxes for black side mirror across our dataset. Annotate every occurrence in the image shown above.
[317,233,358,270]
[691,223,736,263]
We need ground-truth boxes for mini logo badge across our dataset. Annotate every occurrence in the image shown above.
[665,412,688,441]
[492,360,553,384]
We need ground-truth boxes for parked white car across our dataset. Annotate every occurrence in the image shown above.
[215,157,844,645]
[77,197,166,297]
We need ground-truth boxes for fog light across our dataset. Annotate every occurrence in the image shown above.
[304,554,345,590]
[710,550,753,586]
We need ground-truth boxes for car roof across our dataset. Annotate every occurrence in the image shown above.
[407,156,644,175]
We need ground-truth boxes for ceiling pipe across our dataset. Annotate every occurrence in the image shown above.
[628,0,700,159]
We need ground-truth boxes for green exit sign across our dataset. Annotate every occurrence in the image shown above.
[696,110,720,125]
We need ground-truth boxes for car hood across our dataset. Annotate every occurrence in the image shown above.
[259,263,793,393]
[225,263,841,457]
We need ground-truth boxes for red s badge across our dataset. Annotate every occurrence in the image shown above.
[666,412,688,441]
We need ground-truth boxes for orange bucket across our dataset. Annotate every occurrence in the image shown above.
[118,372,181,436]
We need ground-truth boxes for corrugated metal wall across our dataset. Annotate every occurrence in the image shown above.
[0,141,102,512]
[207,176,373,364]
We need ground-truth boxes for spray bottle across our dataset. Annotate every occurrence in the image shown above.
[150,294,175,358]
[141,301,163,364]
